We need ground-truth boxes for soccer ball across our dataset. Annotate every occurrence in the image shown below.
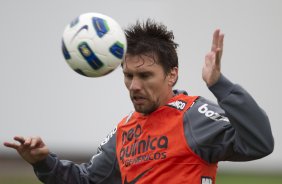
[61,12,127,77]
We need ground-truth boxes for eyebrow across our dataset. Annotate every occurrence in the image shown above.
[123,70,154,76]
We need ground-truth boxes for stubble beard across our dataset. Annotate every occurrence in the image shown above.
[132,99,160,115]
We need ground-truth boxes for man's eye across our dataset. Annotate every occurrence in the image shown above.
[124,73,133,79]
[140,73,151,79]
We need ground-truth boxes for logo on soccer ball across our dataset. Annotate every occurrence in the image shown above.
[78,42,104,70]
[79,43,91,57]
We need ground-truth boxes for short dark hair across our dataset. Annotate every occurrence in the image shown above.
[124,19,179,75]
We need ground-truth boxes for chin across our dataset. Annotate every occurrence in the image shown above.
[134,105,158,115]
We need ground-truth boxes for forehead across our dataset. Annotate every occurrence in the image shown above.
[122,54,162,72]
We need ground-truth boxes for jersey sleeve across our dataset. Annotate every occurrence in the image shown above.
[33,128,121,184]
[183,74,274,163]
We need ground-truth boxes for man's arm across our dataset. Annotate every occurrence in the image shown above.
[183,75,274,163]
[183,29,274,163]
[4,129,121,184]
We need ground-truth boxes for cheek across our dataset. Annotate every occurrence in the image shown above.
[152,79,170,97]
[146,81,164,96]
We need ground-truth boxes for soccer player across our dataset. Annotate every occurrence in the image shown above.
[4,19,274,184]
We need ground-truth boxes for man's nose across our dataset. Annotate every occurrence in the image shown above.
[129,77,142,91]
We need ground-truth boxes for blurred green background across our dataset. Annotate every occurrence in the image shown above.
[1,172,282,184]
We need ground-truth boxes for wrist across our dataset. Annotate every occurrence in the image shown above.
[33,154,57,173]
[208,74,234,101]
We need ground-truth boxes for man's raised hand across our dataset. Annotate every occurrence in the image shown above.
[202,29,224,87]
[4,136,49,164]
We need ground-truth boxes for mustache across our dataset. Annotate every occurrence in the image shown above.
[130,93,146,100]
[130,90,149,101]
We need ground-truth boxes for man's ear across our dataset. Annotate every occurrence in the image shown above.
[168,67,178,86]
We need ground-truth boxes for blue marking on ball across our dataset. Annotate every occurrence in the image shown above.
[78,42,104,70]
[110,41,124,59]
[92,17,109,38]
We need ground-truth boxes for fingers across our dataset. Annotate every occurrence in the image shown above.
[3,136,26,149]
[3,141,20,149]
[211,29,220,52]
[14,136,26,144]
[4,136,43,149]
[211,29,224,66]
[218,33,224,51]
[30,137,42,148]
[211,29,224,52]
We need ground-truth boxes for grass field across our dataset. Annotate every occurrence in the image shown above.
[1,157,281,184]
[1,173,282,184]
[217,173,282,184]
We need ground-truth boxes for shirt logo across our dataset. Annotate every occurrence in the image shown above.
[124,168,152,184]
[201,176,213,184]
[167,100,187,110]
[120,124,168,167]
[198,104,229,122]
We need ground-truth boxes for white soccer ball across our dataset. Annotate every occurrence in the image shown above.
[62,12,127,77]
